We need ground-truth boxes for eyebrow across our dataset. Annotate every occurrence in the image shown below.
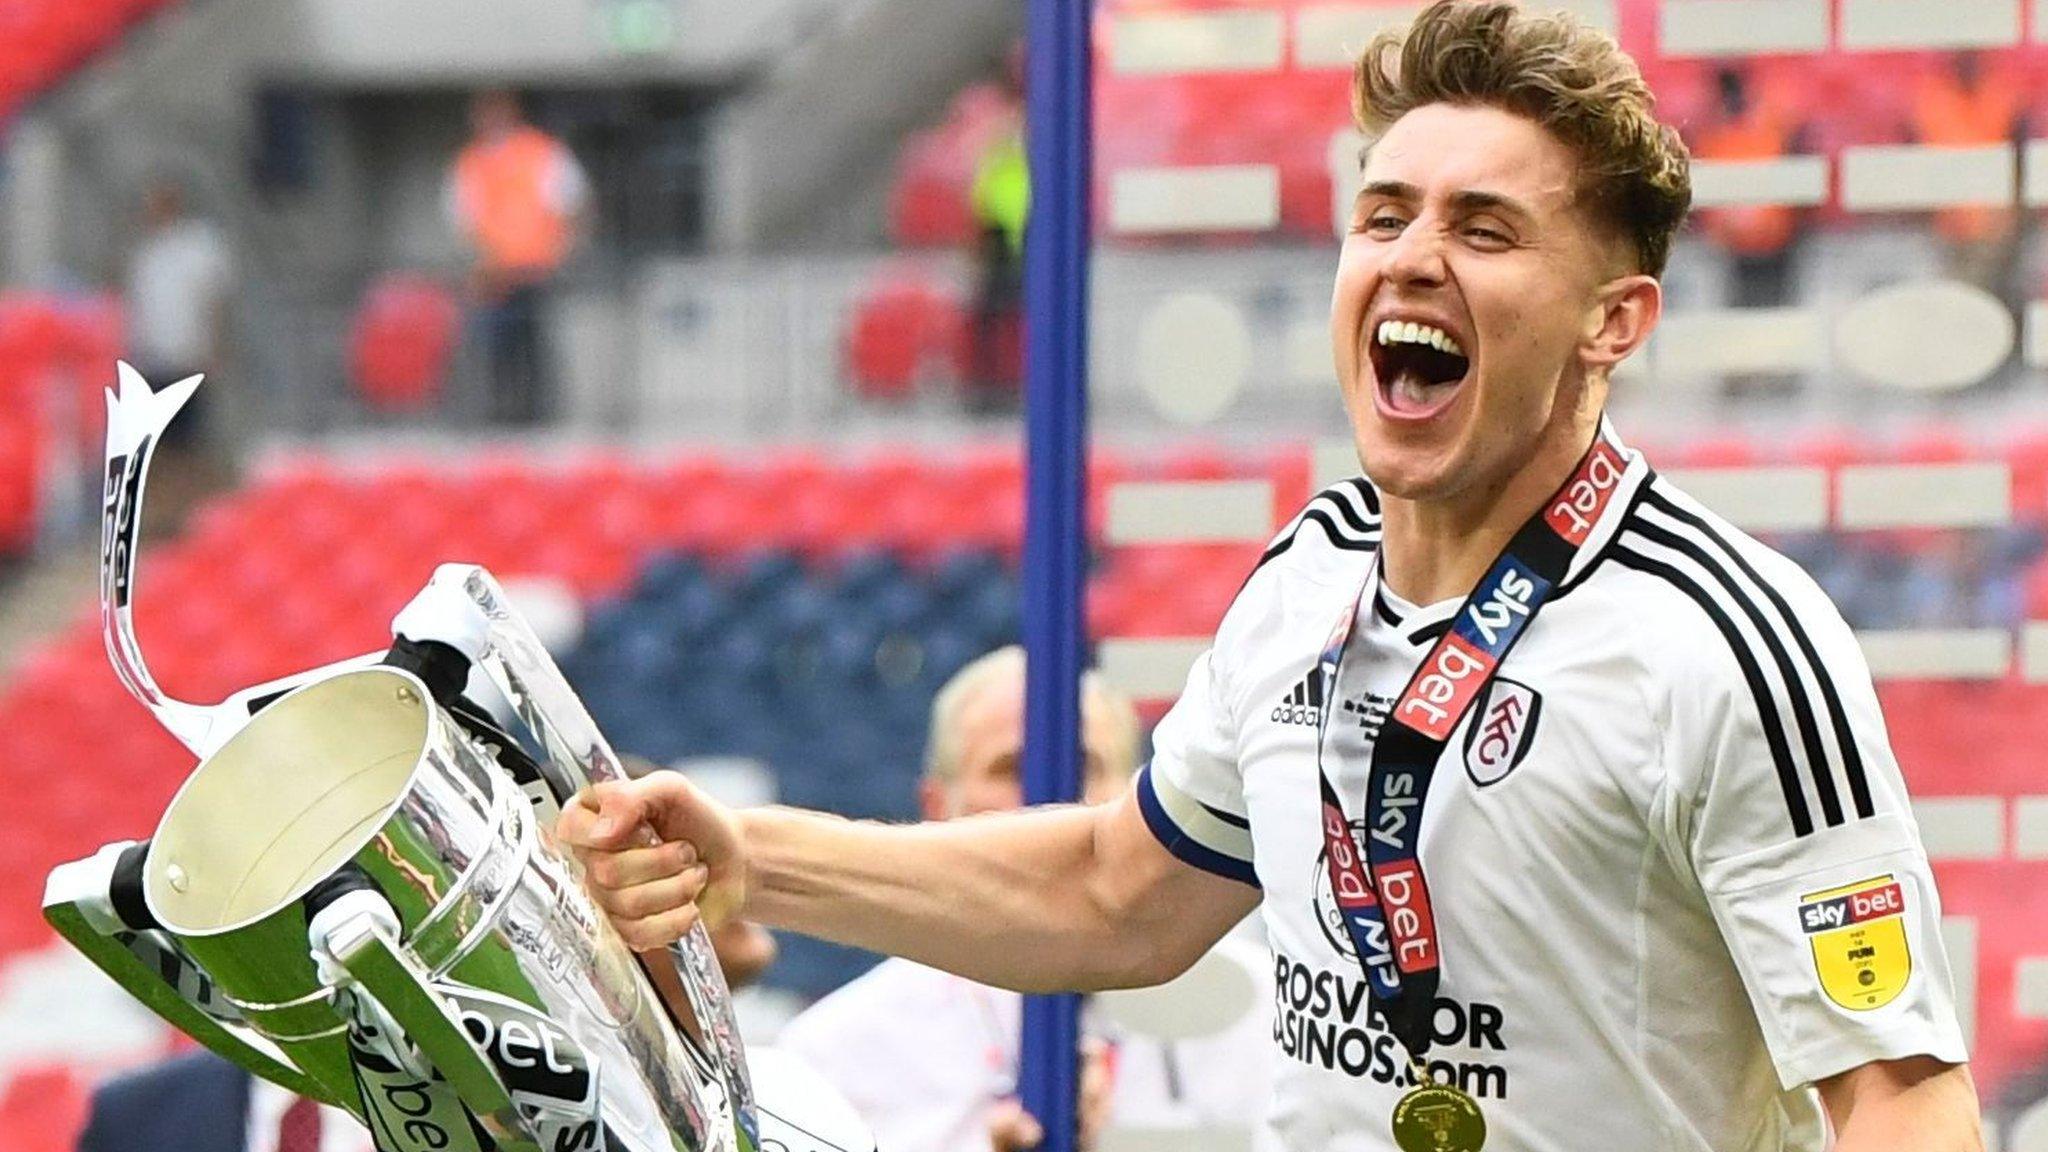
[1358,180,1535,220]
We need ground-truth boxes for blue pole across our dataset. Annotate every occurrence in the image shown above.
[1018,0,1090,1147]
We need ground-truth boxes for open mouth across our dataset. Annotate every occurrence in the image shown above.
[1368,320,1471,418]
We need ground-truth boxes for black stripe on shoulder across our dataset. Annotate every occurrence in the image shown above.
[1201,800,1251,830]
[1611,542,1815,837]
[1625,516,1846,828]
[1640,485,1873,820]
[1337,477,1381,516]
[1254,509,1380,571]
[1310,479,1380,537]
[1253,482,1383,573]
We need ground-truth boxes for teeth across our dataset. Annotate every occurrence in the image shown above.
[1375,320,1464,359]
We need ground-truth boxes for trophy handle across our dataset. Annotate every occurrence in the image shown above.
[317,906,528,1143]
[41,843,340,1106]
[393,565,759,1144]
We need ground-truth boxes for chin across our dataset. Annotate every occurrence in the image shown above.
[1352,420,1467,501]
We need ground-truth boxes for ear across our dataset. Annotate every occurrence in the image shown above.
[1579,274,1661,372]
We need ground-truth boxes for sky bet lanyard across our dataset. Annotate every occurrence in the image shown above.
[1313,430,1627,1083]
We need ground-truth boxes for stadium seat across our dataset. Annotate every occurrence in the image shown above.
[349,273,458,413]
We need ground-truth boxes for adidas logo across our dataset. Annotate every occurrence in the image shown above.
[1270,670,1326,727]
[1343,692,1394,741]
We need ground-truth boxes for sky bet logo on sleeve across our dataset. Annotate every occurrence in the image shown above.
[1799,875,1912,1011]
[1398,558,1550,741]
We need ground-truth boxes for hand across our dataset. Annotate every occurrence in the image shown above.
[985,1037,1116,1152]
[708,918,778,990]
[986,1099,1043,1152]
[556,774,747,951]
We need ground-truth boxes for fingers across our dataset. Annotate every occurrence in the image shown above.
[1077,1037,1116,1150]
[611,902,706,953]
[578,838,698,891]
[986,1099,1043,1152]
[709,919,778,990]
[557,773,747,949]
[590,863,709,920]
[558,780,649,851]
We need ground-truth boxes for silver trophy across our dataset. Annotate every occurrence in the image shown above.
[43,366,874,1152]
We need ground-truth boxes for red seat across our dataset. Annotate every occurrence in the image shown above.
[845,275,968,400]
[1668,434,1759,470]
[350,273,459,414]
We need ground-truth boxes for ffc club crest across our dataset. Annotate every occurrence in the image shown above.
[1461,677,1542,787]
[1799,875,1913,1011]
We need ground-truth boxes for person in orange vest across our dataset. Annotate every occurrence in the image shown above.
[1908,52,2025,296]
[445,90,589,426]
[1694,68,1804,310]
[1692,67,1809,396]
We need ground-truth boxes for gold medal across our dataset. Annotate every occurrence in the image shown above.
[1390,1082,1487,1151]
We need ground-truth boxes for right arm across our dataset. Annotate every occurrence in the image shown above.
[560,774,1259,994]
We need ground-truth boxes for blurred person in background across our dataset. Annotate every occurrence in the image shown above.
[77,1051,369,1152]
[1692,67,1807,396]
[1694,67,1803,311]
[1908,52,2025,298]
[775,646,1273,1152]
[125,178,237,518]
[445,89,589,427]
[966,69,1028,415]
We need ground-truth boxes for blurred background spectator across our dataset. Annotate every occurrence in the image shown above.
[1909,52,2026,296]
[123,176,236,519]
[966,65,1027,414]
[446,89,589,427]
[78,1051,370,1152]
[776,645,1273,1152]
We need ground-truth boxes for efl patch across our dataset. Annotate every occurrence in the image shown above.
[1462,677,1541,786]
[1798,875,1912,1011]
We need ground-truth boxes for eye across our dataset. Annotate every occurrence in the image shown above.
[1363,211,1408,237]
[1462,222,1513,247]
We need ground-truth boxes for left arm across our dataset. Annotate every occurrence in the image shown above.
[1819,1056,1982,1152]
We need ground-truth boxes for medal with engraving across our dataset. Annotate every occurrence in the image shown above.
[1311,431,1629,1148]
[1390,1076,1488,1152]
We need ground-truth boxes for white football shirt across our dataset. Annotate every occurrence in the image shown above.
[776,957,1279,1152]
[1137,428,1967,1151]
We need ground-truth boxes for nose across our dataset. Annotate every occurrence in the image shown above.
[1382,217,1448,289]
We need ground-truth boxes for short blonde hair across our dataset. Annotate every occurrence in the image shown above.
[1353,0,1692,276]
[924,645,1141,784]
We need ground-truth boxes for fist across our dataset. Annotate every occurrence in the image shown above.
[556,772,747,952]
[985,1037,1116,1152]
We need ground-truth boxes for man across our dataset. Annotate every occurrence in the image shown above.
[774,646,1271,1151]
[445,90,588,426]
[125,178,238,527]
[966,70,1028,414]
[127,179,236,443]
[562,4,1982,1148]
[77,1051,369,1152]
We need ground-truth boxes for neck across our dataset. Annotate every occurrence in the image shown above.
[1379,403,1604,607]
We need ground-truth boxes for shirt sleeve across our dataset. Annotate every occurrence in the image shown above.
[1667,555,1967,1090]
[1136,626,1258,888]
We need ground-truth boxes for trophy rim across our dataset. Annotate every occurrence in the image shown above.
[143,665,436,938]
